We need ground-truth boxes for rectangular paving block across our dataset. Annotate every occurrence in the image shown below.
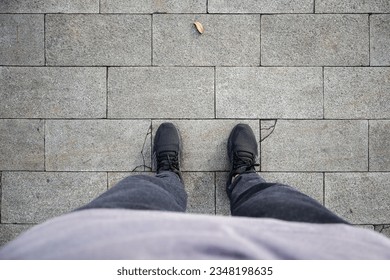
[209,0,313,13]
[108,67,214,118]
[0,120,44,171]
[369,121,390,171]
[325,173,390,224]
[261,120,368,172]
[108,172,215,214]
[261,14,369,66]
[316,0,390,13]
[1,172,107,223]
[0,224,33,247]
[0,0,99,13]
[324,67,390,119]
[370,14,390,66]
[46,14,151,66]
[153,120,260,171]
[101,0,206,13]
[183,172,215,215]
[0,67,106,119]
[215,172,230,216]
[0,14,44,65]
[216,172,323,216]
[46,120,152,171]
[153,14,260,66]
[216,67,323,119]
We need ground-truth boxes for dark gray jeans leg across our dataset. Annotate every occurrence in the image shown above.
[229,173,348,224]
[77,171,187,212]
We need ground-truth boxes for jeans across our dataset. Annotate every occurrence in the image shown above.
[78,171,348,224]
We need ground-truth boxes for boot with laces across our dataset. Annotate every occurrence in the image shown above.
[153,122,182,180]
[227,124,259,191]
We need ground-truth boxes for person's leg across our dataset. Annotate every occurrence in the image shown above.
[226,124,348,224]
[78,122,187,212]
[228,172,348,224]
[77,171,187,212]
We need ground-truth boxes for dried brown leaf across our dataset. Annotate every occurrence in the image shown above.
[194,21,204,34]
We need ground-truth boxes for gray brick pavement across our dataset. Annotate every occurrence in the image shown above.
[108,67,214,118]
[324,67,390,119]
[1,0,390,246]
[261,14,369,66]
[0,14,44,65]
[101,0,207,13]
[261,120,368,172]
[0,67,106,118]
[371,14,390,66]
[1,172,106,223]
[216,67,323,119]
[46,14,151,66]
[153,14,260,66]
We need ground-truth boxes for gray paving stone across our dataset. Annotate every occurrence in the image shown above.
[108,172,215,214]
[0,0,99,13]
[46,14,151,66]
[153,120,259,171]
[0,120,44,171]
[108,67,214,118]
[374,225,390,239]
[209,0,313,13]
[369,121,390,171]
[153,14,260,66]
[0,67,106,119]
[260,172,323,205]
[261,120,368,172]
[183,172,215,215]
[46,120,151,171]
[101,0,206,13]
[261,14,369,66]
[216,67,323,119]
[215,172,230,216]
[325,173,390,224]
[324,67,390,119]
[371,14,390,66]
[1,172,107,223]
[0,224,33,247]
[316,0,390,13]
[0,14,44,65]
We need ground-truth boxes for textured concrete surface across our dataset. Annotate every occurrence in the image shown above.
[153,14,260,66]
[2,172,107,223]
[261,14,369,66]
[0,120,44,171]
[370,14,390,66]
[0,67,106,118]
[108,67,214,118]
[46,120,151,171]
[325,173,390,224]
[209,0,313,13]
[369,121,390,171]
[46,14,151,66]
[1,0,390,246]
[261,120,368,172]
[216,67,323,119]
[0,14,44,65]
[101,0,207,13]
[324,67,390,119]
[316,0,390,13]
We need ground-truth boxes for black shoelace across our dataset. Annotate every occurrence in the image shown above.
[232,151,258,173]
[156,151,180,173]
